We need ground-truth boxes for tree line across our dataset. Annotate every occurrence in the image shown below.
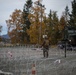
[5,0,76,45]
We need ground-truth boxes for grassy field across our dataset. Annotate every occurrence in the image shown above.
[0,46,76,75]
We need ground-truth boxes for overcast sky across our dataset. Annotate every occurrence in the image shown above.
[0,0,73,35]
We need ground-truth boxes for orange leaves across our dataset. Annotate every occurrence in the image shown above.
[6,9,23,44]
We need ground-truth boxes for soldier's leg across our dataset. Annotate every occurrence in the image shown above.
[46,50,49,57]
[43,50,45,57]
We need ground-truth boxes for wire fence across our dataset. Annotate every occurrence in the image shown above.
[0,45,76,75]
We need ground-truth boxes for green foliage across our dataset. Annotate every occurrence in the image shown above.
[69,0,76,27]
[6,0,76,45]
[47,10,60,44]
[22,0,33,43]
[59,15,66,40]
[65,6,69,22]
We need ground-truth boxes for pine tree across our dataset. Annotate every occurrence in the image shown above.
[48,10,53,26]
[69,0,76,27]
[22,0,33,43]
[59,15,66,40]
[47,10,53,40]
[65,6,69,24]
[48,10,59,44]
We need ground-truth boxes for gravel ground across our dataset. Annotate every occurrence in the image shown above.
[0,46,76,75]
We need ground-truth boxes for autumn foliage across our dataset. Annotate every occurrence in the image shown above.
[6,0,76,45]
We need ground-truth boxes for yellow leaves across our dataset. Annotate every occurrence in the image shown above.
[27,21,47,44]
[6,0,47,44]
[27,24,39,44]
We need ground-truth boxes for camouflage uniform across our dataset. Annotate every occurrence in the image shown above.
[42,38,50,57]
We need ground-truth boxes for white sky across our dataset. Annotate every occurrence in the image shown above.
[0,0,73,35]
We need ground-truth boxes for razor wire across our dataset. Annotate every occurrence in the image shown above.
[0,45,76,75]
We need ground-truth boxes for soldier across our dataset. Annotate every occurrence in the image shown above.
[41,37,50,58]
